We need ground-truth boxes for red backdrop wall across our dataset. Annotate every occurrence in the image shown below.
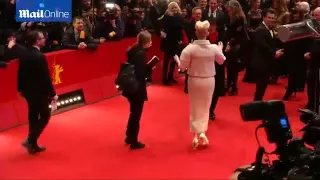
[0,35,165,131]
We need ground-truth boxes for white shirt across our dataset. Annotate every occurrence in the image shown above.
[208,8,217,18]
[262,21,273,38]
[180,40,225,77]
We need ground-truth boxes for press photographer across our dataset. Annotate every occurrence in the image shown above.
[94,3,125,40]
[232,100,320,180]
[124,7,147,37]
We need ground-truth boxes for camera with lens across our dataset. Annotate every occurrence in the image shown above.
[102,3,117,20]
[235,100,320,180]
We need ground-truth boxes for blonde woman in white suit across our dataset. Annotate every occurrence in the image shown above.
[178,20,226,149]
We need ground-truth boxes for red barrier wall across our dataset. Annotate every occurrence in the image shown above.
[0,35,164,131]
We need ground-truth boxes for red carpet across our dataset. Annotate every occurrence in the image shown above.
[0,75,307,179]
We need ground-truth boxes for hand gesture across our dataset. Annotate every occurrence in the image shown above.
[78,42,87,49]
[275,49,284,58]
[99,37,106,43]
[225,43,231,52]
[148,0,153,6]
[51,95,59,112]
[7,39,16,49]
[304,52,311,60]
[160,31,167,38]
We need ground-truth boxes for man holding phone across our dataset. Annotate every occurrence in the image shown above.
[251,8,284,101]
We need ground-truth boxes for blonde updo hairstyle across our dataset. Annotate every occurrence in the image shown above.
[195,20,210,39]
[166,2,181,16]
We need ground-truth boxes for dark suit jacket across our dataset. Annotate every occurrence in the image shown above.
[18,46,56,98]
[202,8,227,41]
[62,28,98,50]
[251,23,276,72]
[122,46,148,101]
[161,14,184,55]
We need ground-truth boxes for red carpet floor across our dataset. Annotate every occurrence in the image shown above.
[0,75,307,179]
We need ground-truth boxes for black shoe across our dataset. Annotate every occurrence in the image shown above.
[125,137,133,145]
[228,89,238,96]
[209,113,215,121]
[22,140,46,154]
[130,142,145,150]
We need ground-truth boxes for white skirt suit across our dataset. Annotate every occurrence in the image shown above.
[180,40,226,133]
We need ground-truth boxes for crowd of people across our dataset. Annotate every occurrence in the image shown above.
[0,0,320,153]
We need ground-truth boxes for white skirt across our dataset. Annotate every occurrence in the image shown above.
[188,76,215,133]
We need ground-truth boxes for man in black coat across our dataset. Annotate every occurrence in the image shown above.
[304,7,320,112]
[251,8,284,101]
[18,30,58,154]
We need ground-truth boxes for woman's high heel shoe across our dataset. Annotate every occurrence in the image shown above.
[192,135,199,150]
[199,133,209,146]
[228,88,238,96]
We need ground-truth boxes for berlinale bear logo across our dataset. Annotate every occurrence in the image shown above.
[52,58,64,85]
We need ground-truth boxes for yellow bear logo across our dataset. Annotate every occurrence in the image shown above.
[52,61,64,85]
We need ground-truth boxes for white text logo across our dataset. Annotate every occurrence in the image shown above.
[18,9,69,19]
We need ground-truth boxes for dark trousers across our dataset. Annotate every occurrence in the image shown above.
[227,60,239,90]
[307,69,318,111]
[254,70,270,101]
[284,67,299,97]
[23,94,51,147]
[163,53,176,83]
[209,91,219,113]
[126,97,145,143]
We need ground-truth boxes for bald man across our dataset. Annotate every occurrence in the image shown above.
[304,7,320,111]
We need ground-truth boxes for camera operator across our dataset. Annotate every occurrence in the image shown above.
[94,3,125,40]
[124,7,147,37]
[304,7,320,111]
[62,17,102,50]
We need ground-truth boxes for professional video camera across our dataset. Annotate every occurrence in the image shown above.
[235,100,320,180]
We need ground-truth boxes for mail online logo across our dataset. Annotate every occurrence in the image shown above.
[16,0,72,22]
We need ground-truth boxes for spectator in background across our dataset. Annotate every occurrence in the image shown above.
[82,7,98,37]
[124,7,148,37]
[62,17,103,50]
[0,0,19,30]
[0,29,19,62]
[142,0,161,31]
[47,23,70,52]
[94,4,125,40]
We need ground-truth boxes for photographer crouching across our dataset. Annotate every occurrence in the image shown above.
[94,3,125,40]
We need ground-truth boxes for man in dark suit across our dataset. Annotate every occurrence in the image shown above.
[18,30,58,154]
[251,8,284,101]
[304,7,320,112]
[202,0,226,42]
[62,16,101,50]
